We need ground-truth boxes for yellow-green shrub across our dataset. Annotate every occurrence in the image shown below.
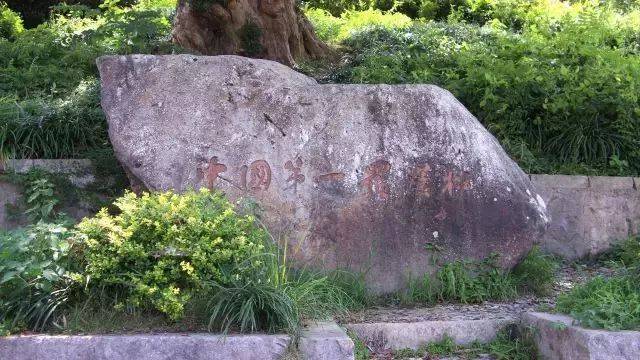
[75,189,267,320]
[0,2,23,40]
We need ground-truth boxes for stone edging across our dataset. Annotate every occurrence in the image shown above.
[0,322,354,360]
[529,173,638,190]
[522,312,640,360]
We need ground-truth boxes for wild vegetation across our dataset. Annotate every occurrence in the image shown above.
[556,236,640,330]
[0,189,354,335]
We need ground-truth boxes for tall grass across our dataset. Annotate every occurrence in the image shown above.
[206,232,354,334]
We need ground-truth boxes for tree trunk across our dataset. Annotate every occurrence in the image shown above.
[172,0,329,66]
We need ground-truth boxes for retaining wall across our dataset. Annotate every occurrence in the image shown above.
[531,174,640,260]
[1,159,639,260]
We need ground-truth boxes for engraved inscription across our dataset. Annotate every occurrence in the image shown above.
[200,156,227,189]
[248,160,271,191]
[441,170,472,197]
[362,159,391,201]
[410,164,432,197]
[284,156,305,192]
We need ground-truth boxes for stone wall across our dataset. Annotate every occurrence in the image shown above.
[531,174,640,260]
[0,159,97,230]
[2,159,639,261]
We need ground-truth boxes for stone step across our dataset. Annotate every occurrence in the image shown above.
[342,299,543,350]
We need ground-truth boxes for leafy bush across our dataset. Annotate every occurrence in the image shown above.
[0,221,77,333]
[75,189,267,320]
[0,2,23,40]
[556,275,640,330]
[0,1,179,159]
[306,8,412,42]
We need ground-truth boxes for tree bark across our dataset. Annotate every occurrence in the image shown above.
[172,0,329,66]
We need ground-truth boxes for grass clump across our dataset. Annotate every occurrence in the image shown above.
[397,248,557,306]
[556,275,640,330]
[391,327,537,359]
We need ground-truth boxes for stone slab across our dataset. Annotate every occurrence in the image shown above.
[1,159,95,188]
[529,174,589,189]
[0,333,291,360]
[298,322,354,360]
[522,312,640,360]
[588,176,634,190]
[345,318,513,350]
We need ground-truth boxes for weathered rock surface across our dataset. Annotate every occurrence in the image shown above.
[522,312,640,360]
[98,54,549,293]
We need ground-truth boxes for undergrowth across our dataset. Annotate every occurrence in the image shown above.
[397,247,558,306]
[556,235,640,330]
[390,326,537,359]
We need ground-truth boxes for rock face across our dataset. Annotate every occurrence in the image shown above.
[98,54,549,293]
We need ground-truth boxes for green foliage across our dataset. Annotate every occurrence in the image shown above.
[207,229,353,333]
[512,246,558,296]
[0,2,23,40]
[347,330,371,360]
[0,1,179,159]
[239,21,263,57]
[306,8,412,42]
[392,327,536,359]
[433,255,518,303]
[75,189,267,320]
[396,249,556,305]
[0,221,77,333]
[23,177,59,222]
[207,280,298,333]
[608,236,640,269]
[486,326,537,360]
[556,275,640,330]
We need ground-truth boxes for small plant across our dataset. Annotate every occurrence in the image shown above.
[512,246,558,296]
[486,326,537,360]
[23,177,59,222]
[434,255,518,303]
[347,330,371,360]
[607,236,640,270]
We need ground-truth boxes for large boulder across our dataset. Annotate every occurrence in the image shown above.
[98,54,549,293]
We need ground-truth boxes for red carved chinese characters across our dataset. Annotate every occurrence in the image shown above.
[441,170,472,196]
[247,160,271,191]
[362,159,391,201]
[410,164,432,198]
[284,157,305,192]
[201,156,227,189]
